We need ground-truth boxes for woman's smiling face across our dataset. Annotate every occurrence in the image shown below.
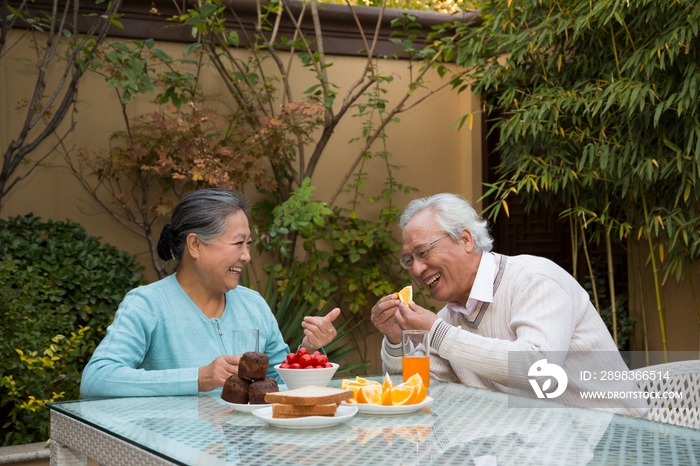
[401,209,480,304]
[194,209,252,294]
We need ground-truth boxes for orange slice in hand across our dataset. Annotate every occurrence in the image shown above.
[396,285,412,305]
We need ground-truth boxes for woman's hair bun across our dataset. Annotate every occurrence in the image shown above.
[157,224,175,261]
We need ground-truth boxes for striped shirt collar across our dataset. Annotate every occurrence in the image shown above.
[447,251,496,316]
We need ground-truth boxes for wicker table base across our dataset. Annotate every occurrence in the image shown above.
[50,411,177,466]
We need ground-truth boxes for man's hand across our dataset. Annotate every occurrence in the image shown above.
[395,301,438,332]
[301,307,341,352]
[370,294,404,344]
[198,355,240,392]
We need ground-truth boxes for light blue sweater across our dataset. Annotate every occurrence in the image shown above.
[80,274,289,399]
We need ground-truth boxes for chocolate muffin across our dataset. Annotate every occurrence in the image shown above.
[239,351,269,381]
[249,377,279,404]
[221,374,250,404]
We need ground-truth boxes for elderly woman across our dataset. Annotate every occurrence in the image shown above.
[81,189,339,398]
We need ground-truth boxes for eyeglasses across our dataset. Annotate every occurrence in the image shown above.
[398,234,449,269]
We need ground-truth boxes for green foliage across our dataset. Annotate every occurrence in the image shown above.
[444,0,700,354]
[319,0,479,14]
[101,39,157,105]
[251,179,417,374]
[255,179,410,317]
[583,261,636,350]
[600,294,636,351]
[253,269,369,375]
[449,0,700,278]
[0,215,143,446]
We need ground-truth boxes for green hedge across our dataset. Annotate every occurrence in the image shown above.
[0,215,143,446]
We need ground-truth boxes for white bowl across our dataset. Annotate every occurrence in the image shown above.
[274,363,339,390]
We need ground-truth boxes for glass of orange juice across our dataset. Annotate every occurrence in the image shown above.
[401,330,430,387]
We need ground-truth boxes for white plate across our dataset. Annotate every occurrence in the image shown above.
[343,396,433,415]
[252,422,355,445]
[223,401,272,413]
[251,405,358,429]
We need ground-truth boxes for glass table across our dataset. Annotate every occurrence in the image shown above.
[48,377,700,465]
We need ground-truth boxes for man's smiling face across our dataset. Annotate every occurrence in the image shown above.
[401,209,480,304]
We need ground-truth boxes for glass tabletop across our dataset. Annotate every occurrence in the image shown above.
[49,377,700,465]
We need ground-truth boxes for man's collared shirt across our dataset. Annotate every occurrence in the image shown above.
[446,252,495,317]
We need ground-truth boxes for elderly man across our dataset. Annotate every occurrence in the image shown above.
[371,193,648,417]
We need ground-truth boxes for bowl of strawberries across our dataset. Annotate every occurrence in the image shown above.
[275,347,339,390]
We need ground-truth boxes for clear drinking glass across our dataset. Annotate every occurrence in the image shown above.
[232,329,260,356]
[402,330,430,387]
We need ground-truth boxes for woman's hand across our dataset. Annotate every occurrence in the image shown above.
[301,308,341,352]
[198,355,240,392]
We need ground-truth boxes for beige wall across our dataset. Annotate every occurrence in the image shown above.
[1,30,480,281]
[1,30,481,373]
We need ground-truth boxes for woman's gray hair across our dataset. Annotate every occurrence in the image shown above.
[157,188,250,262]
[399,193,494,253]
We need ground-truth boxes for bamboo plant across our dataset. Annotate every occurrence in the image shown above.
[445,0,700,359]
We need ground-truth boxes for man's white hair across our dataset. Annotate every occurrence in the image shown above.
[399,193,494,253]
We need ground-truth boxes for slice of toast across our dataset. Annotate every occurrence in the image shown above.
[272,403,338,419]
[264,385,353,406]
[273,412,335,419]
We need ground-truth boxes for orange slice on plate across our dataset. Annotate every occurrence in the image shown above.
[396,285,412,305]
[355,376,381,387]
[360,384,383,405]
[403,372,423,387]
[341,379,361,390]
[402,373,427,404]
[390,384,416,405]
[380,388,393,406]
[382,373,394,392]
[412,383,427,403]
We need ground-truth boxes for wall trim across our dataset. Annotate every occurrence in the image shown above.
[16,0,480,57]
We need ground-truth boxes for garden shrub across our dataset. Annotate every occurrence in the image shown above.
[0,214,143,446]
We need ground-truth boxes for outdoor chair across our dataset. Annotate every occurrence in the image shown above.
[632,359,700,429]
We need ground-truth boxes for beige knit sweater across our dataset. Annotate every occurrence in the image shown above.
[381,253,649,418]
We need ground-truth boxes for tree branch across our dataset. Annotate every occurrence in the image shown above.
[0,0,122,210]
[328,39,454,207]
